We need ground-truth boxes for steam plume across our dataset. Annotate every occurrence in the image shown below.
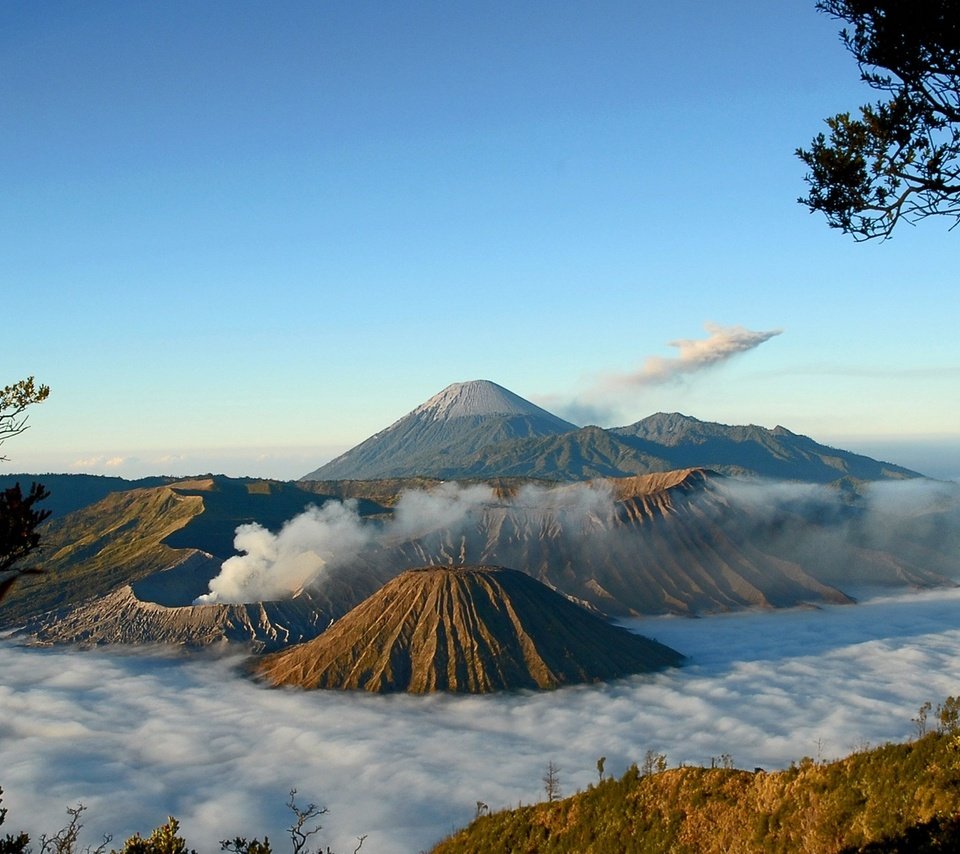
[195,481,614,605]
[620,322,783,387]
[195,476,958,607]
[541,322,783,425]
[195,500,374,604]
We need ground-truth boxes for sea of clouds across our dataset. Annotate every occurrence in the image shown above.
[4,587,960,853]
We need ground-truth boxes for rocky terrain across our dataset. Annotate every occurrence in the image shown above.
[3,380,955,654]
[8,467,957,648]
[253,565,683,693]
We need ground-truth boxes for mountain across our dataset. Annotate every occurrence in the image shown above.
[362,469,862,617]
[0,473,173,518]
[415,416,924,483]
[300,380,923,483]
[301,380,578,481]
[252,565,683,693]
[11,469,956,648]
[21,555,332,651]
[610,412,921,482]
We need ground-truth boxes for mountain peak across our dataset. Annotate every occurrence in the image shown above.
[412,380,570,424]
[252,565,683,693]
[301,380,578,480]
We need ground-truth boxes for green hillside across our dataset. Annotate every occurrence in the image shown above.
[431,415,924,484]
[433,729,960,853]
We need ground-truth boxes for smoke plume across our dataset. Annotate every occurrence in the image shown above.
[195,481,616,604]
[620,322,783,387]
[541,321,783,425]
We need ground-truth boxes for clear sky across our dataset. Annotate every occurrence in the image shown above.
[3,1,958,480]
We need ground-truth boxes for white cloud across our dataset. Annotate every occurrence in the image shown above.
[3,589,960,853]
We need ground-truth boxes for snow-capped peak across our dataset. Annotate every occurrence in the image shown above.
[413,380,554,422]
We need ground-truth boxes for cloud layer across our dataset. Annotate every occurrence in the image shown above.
[4,588,960,853]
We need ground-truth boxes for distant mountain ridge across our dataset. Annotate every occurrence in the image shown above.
[301,381,922,483]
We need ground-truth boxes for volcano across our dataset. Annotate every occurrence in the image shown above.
[300,381,923,483]
[252,565,683,693]
[301,380,577,481]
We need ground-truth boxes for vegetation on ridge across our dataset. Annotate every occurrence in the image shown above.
[432,711,960,853]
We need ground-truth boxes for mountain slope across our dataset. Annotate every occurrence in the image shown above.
[416,415,924,483]
[610,412,922,482]
[301,379,923,483]
[301,380,578,480]
[253,565,683,693]
[0,476,387,628]
[367,470,858,617]
[0,473,173,518]
[432,732,960,853]
[23,572,332,651]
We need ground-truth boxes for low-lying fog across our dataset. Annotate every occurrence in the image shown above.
[4,587,960,853]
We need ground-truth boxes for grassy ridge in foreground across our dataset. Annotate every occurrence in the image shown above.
[432,732,960,853]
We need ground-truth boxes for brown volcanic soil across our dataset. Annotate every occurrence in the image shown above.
[374,469,857,617]
[253,565,683,693]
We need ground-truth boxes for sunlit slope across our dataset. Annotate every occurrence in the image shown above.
[0,472,172,517]
[254,565,683,693]
[0,485,209,625]
[0,476,385,627]
[432,732,960,853]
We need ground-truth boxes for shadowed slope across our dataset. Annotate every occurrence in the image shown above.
[254,565,683,693]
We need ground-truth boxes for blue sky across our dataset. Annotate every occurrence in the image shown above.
[3,1,958,480]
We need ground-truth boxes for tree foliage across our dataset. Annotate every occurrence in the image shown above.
[0,482,51,601]
[0,377,50,462]
[0,376,51,602]
[0,788,30,854]
[797,0,960,240]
